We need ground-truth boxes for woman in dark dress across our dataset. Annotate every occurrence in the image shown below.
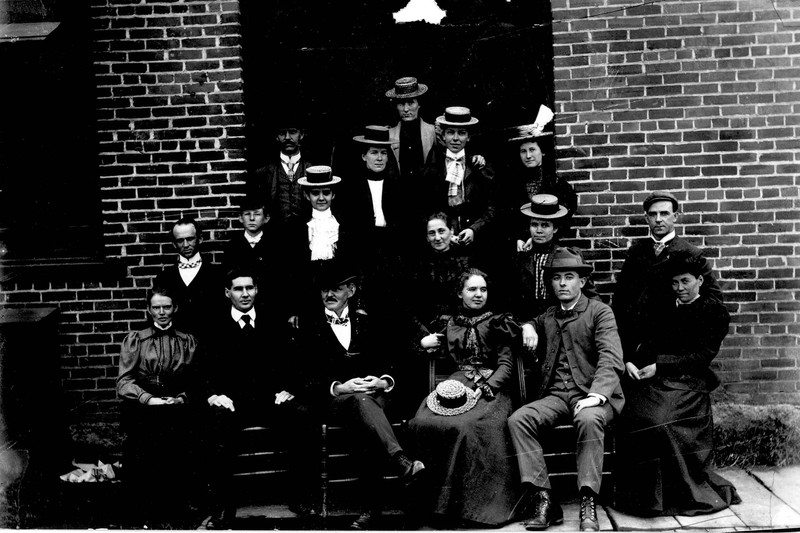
[615,254,741,516]
[117,286,200,527]
[409,268,523,527]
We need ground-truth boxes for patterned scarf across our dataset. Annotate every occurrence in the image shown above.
[453,311,493,361]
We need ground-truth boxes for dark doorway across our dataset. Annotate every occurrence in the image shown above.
[239,0,554,171]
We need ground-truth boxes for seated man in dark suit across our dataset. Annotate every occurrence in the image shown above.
[294,260,425,530]
[201,266,319,527]
[154,217,225,341]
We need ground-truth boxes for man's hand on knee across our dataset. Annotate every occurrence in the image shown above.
[573,396,601,416]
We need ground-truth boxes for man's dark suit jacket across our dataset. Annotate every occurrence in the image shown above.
[294,309,394,409]
[201,305,294,418]
[154,261,226,340]
[249,159,314,225]
[613,235,722,357]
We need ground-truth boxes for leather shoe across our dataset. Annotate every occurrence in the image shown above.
[579,495,599,531]
[401,459,426,489]
[350,510,381,530]
[523,490,563,531]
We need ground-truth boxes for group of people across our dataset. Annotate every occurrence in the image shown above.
[115,75,741,531]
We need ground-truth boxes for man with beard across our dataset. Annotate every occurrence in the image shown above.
[249,116,315,225]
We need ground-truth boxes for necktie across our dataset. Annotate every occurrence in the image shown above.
[326,314,349,326]
[653,241,666,257]
[286,161,296,180]
[178,260,201,269]
[241,314,253,330]
[555,309,575,319]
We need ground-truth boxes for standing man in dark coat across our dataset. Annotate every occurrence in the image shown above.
[248,116,315,226]
[613,191,722,358]
[154,217,225,341]
[293,260,425,530]
[386,76,436,183]
[508,247,624,532]
[200,267,319,527]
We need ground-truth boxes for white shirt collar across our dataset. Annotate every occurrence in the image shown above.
[311,207,334,220]
[231,306,256,324]
[280,152,301,164]
[676,295,701,307]
[153,322,173,331]
[651,230,675,245]
[244,230,263,245]
[446,149,466,160]
[324,306,349,321]
[179,252,202,264]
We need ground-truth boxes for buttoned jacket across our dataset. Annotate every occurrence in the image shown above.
[529,295,625,415]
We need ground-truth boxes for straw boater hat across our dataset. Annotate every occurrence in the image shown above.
[297,165,341,187]
[352,125,397,146]
[427,379,480,416]
[436,106,479,127]
[544,247,593,277]
[520,194,569,220]
[642,191,679,212]
[385,76,428,99]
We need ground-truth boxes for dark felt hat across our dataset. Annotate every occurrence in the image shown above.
[297,165,341,187]
[544,247,593,276]
[313,259,359,289]
[642,191,679,212]
[385,76,428,99]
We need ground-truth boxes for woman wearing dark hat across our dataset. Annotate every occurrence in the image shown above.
[615,253,740,517]
[408,268,523,527]
[497,106,577,253]
[508,194,597,321]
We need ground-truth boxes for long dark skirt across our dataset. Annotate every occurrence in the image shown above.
[615,379,741,516]
[408,372,522,527]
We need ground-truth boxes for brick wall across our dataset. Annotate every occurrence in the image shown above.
[1,0,247,421]
[551,0,800,404]
[0,0,798,427]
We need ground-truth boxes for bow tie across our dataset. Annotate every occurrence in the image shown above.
[446,156,465,164]
[326,314,349,326]
[555,309,576,319]
[178,260,202,269]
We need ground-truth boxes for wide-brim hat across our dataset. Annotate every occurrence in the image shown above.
[313,259,360,290]
[426,379,479,416]
[385,76,428,99]
[436,106,479,127]
[520,194,569,220]
[353,125,397,146]
[297,165,342,187]
[642,191,679,212]
[506,105,555,142]
[544,246,593,276]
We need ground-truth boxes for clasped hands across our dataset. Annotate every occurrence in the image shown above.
[451,228,475,246]
[334,376,387,396]
[625,362,656,380]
